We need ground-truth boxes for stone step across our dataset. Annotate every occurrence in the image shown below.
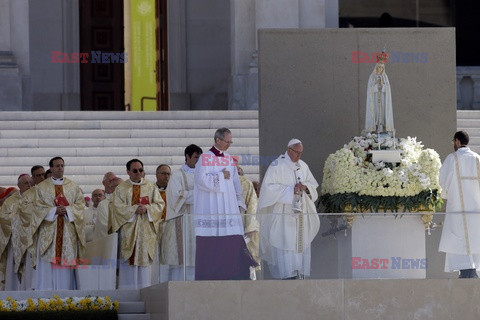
[0,110,258,121]
[0,119,258,130]
[0,146,259,158]
[0,152,260,167]
[118,314,150,320]
[457,110,480,120]
[118,301,146,314]
[0,289,141,301]
[456,119,480,128]
[0,128,258,139]
[0,162,261,176]
[0,138,259,149]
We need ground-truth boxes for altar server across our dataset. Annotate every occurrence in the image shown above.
[439,130,480,278]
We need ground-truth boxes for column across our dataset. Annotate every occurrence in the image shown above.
[0,0,22,110]
[230,0,256,109]
[471,75,480,110]
[456,74,464,110]
[61,0,80,110]
[168,0,189,109]
[0,0,10,51]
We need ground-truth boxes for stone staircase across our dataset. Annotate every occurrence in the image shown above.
[0,111,259,194]
[0,289,149,320]
[456,110,480,153]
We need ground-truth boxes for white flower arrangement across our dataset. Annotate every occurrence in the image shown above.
[321,134,441,198]
[0,295,119,312]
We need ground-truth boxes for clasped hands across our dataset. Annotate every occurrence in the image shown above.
[135,204,148,215]
[294,183,307,195]
[55,205,67,216]
[222,168,230,179]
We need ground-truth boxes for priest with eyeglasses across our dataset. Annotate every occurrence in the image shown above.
[110,159,165,289]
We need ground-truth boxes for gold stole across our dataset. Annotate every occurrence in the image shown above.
[54,185,64,261]
[129,184,141,265]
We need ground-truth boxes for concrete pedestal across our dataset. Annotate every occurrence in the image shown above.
[338,215,426,279]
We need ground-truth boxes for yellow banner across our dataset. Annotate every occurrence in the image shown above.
[130,0,157,111]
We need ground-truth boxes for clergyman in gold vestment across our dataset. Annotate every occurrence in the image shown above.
[110,159,165,289]
[32,157,86,290]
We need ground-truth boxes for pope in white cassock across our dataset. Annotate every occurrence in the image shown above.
[193,128,257,280]
[161,144,202,281]
[439,131,480,278]
[258,139,320,279]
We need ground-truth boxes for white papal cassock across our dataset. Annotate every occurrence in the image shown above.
[258,152,320,279]
[439,147,480,272]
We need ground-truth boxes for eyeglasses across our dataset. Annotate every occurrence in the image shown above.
[289,148,303,155]
[131,168,144,174]
[221,139,233,144]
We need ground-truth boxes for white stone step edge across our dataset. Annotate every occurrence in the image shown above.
[0,119,258,130]
[0,110,258,121]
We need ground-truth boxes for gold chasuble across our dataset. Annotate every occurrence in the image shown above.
[0,191,21,284]
[12,187,36,275]
[32,178,86,266]
[239,176,260,267]
[110,179,164,267]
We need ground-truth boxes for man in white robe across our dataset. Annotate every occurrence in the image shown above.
[84,189,105,242]
[194,128,256,280]
[258,139,320,279]
[102,172,118,200]
[93,178,122,241]
[161,144,202,280]
[439,131,480,278]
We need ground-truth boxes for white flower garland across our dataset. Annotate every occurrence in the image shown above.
[321,134,441,197]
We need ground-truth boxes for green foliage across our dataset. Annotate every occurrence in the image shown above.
[319,189,442,213]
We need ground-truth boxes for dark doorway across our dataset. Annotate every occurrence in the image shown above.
[156,0,169,110]
[80,0,125,110]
